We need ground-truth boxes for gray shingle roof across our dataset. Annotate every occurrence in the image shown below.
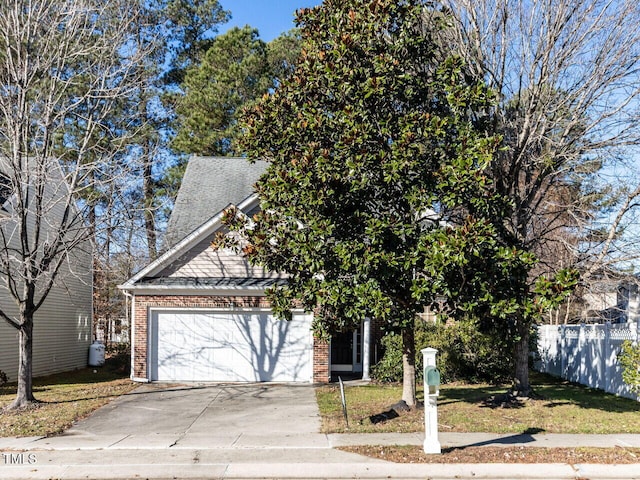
[163,156,267,249]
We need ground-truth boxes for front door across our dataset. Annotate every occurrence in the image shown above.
[330,327,362,373]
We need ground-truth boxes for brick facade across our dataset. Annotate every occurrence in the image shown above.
[132,294,331,383]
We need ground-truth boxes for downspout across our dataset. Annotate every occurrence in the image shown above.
[120,289,136,381]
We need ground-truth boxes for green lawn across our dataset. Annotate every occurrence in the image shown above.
[317,372,640,434]
[0,364,137,437]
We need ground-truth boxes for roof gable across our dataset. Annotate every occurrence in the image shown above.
[164,156,267,249]
[120,195,281,292]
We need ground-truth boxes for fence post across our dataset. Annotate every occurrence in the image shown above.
[604,322,611,392]
[579,323,586,385]
[560,325,567,379]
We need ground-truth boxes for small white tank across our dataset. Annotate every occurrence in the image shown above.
[88,341,105,367]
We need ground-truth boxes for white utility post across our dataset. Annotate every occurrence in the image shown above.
[422,347,441,454]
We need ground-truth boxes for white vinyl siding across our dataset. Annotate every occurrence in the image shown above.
[150,310,313,383]
[0,256,92,380]
[157,235,280,280]
[0,164,93,381]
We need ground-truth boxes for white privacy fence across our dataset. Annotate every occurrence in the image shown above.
[537,322,639,401]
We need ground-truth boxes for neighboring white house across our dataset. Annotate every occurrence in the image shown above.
[0,164,93,382]
[581,275,640,323]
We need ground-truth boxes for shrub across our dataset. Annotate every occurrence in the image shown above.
[0,370,7,387]
[619,340,640,393]
[371,317,513,384]
[370,332,404,383]
[105,343,131,374]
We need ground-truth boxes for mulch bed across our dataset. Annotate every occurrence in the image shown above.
[339,445,640,464]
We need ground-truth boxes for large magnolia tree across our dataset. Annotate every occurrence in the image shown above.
[222,0,532,406]
[0,0,151,409]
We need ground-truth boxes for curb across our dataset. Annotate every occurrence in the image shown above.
[1,462,639,480]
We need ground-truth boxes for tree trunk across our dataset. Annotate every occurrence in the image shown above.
[8,317,36,409]
[401,324,416,407]
[144,157,157,259]
[512,320,533,398]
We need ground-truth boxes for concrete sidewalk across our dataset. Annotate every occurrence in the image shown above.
[3,431,640,450]
[0,431,639,479]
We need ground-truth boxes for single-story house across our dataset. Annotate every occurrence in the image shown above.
[119,156,381,383]
[0,164,92,381]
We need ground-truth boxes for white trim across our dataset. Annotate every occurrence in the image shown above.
[148,306,281,314]
[332,365,354,372]
[362,317,371,381]
[120,285,273,296]
[119,194,260,289]
[130,294,136,380]
[132,377,150,383]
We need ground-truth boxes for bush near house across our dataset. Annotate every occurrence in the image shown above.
[105,343,131,375]
[620,340,640,393]
[371,317,513,384]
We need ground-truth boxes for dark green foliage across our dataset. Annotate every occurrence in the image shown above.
[105,344,131,375]
[619,341,640,394]
[419,319,513,384]
[172,27,301,156]
[370,333,405,383]
[173,26,271,155]
[371,318,513,384]
[220,0,534,404]
[225,0,505,337]
[217,0,583,400]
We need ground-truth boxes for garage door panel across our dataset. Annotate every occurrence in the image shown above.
[249,314,314,382]
[151,311,313,382]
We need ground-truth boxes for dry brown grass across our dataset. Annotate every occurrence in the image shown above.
[0,366,137,437]
[340,445,640,464]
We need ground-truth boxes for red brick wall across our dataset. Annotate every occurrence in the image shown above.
[132,294,330,383]
[313,338,330,383]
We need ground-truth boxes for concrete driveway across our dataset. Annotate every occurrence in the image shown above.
[32,383,326,450]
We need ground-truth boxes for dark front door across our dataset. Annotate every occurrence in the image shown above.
[331,328,362,373]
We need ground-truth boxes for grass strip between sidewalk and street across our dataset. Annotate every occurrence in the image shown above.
[0,363,137,438]
[339,445,640,464]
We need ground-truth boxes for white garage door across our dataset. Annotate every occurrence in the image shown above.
[150,310,313,382]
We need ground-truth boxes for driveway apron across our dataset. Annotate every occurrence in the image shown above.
[34,383,324,450]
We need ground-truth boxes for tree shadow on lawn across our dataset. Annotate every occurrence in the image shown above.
[529,372,639,413]
[435,371,639,414]
[436,384,507,407]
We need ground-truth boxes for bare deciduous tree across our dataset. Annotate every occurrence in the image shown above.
[439,0,640,395]
[0,0,152,409]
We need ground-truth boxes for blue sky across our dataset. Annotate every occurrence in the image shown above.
[219,1,322,41]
